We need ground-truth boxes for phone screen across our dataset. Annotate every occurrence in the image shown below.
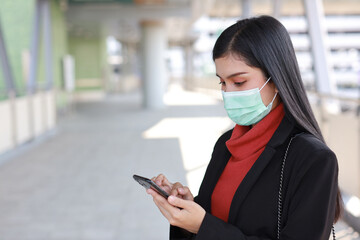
[133,174,170,199]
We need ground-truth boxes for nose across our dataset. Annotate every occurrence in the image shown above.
[223,84,236,93]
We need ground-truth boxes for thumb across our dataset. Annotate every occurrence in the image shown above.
[168,195,189,209]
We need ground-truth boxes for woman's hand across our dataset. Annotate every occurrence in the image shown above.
[147,189,206,234]
[147,174,205,234]
[151,174,194,201]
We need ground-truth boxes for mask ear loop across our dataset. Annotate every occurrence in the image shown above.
[270,92,278,105]
[259,76,272,91]
[261,76,277,107]
[264,92,278,108]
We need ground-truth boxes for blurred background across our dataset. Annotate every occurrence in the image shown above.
[0,0,359,239]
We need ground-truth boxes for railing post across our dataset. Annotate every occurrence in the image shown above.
[42,0,53,131]
[0,15,17,147]
[28,0,42,139]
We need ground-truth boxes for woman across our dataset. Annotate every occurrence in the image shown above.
[146,15,341,239]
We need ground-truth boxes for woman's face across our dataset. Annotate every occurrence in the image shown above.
[215,54,280,109]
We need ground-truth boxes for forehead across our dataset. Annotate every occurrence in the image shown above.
[215,55,262,77]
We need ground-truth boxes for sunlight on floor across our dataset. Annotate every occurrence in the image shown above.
[142,117,233,194]
[164,84,221,106]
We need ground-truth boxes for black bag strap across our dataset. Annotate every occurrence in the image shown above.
[276,135,336,240]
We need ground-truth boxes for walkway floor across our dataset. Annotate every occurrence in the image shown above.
[0,86,358,240]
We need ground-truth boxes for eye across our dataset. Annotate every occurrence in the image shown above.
[234,81,245,86]
[218,81,226,86]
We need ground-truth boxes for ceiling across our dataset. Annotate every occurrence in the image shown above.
[68,0,189,6]
[64,0,360,44]
[66,0,203,43]
[69,0,134,4]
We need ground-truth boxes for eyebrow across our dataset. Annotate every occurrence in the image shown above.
[216,72,248,79]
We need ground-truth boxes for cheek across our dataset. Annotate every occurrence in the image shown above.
[260,88,276,105]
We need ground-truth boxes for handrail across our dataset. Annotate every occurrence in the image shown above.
[307,90,360,105]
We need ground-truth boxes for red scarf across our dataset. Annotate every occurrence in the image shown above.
[211,103,285,222]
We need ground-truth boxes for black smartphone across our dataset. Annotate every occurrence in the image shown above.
[133,174,170,199]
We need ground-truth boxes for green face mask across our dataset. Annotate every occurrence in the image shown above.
[222,77,277,126]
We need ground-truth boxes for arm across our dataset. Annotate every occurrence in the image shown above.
[280,149,338,239]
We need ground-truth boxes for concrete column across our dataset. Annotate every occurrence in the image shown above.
[140,21,167,109]
[241,0,252,19]
[184,41,194,91]
[273,0,282,19]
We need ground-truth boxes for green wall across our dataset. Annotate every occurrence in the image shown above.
[0,0,35,97]
[0,0,107,100]
[69,36,101,81]
[0,0,69,100]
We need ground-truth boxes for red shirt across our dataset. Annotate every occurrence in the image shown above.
[211,103,285,222]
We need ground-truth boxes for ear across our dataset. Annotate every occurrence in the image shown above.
[269,79,278,93]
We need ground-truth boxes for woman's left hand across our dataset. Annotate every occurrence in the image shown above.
[147,188,206,234]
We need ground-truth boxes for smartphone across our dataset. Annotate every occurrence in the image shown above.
[133,174,170,199]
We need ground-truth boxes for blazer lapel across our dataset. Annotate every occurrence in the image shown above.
[227,115,296,224]
[197,130,232,212]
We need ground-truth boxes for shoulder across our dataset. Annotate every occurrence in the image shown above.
[289,133,338,175]
[215,128,233,146]
[292,133,335,157]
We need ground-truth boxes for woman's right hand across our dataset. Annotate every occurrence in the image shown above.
[148,174,204,234]
[151,174,194,201]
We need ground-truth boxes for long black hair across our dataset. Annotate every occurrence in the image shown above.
[213,15,342,222]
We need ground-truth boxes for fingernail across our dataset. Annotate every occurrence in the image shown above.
[168,196,175,203]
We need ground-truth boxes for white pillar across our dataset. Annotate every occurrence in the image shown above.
[184,41,194,91]
[241,0,252,19]
[303,0,336,95]
[273,0,282,19]
[140,21,167,109]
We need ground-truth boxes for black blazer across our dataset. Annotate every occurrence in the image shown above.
[170,114,338,240]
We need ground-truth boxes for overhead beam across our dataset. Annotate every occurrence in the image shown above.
[134,0,165,5]
[67,3,191,22]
